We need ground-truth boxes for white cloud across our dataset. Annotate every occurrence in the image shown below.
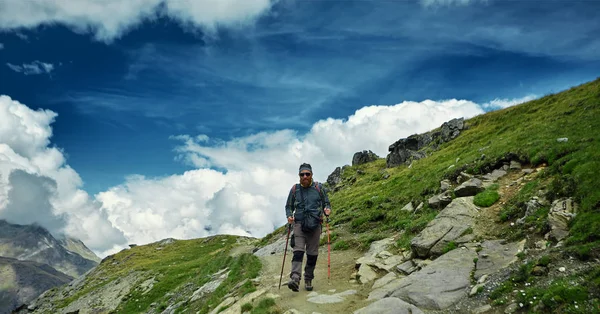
[6,61,55,75]
[0,95,126,257]
[0,0,277,42]
[1,93,533,258]
[0,43,4,50]
[482,94,537,110]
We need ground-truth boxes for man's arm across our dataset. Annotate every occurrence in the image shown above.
[320,183,331,216]
[285,185,295,220]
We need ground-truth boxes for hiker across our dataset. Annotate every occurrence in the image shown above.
[284,163,331,292]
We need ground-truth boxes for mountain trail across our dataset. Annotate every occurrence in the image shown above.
[256,246,372,314]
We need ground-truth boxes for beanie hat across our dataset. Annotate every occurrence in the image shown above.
[299,163,312,173]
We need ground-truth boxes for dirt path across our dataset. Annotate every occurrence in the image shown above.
[472,167,541,240]
[256,245,374,314]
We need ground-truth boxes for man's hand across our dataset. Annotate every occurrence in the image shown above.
[324,207,331,216]
[287,216,294,224]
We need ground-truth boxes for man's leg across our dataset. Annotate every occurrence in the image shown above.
[304,226,321,291]
[288,223,305,292]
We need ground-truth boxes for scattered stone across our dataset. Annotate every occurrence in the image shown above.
[400,202,414,212]
[220,289,267,314]
[428,190,453,209]
[509,160,522,170]
[440,180,452,192]
[477,275,488,284]
[353,297,424,314]
[357,264,378,284]
[521,168,534,175]
[557,138,568,142]
[559,267,566,272]
[454,178,484,197]
[470,284,484,296]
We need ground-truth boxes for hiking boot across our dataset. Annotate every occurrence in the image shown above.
[305,280,313,291]
[287,278,299,292]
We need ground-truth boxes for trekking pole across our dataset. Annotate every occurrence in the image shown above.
[326,216,331,282]
[279,223,292,290]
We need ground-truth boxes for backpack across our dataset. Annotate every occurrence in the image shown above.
[291,181,325,233]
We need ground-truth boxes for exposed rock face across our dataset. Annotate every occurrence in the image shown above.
[0,220,99,278]
[371,248,478,310]
[0,257,73,314]
[327,167,343,187]
[57,235,102,264]
[411,197,479,258]
[386,118,465,168]
[352,150,379,166]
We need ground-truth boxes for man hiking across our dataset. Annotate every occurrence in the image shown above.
[284,163,331,292]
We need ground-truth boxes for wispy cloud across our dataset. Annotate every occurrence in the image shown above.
[481,94,538,110]
[0,43,4,50]
[6,60,54,75]
[420,0,488,7]
[0,0,277,43]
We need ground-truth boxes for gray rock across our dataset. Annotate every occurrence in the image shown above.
[411,197,479,258]
[357,264,378,284]
[547,198,577,242]
[372,272,398,289]
[440,180,452,192]
[385,248,478,310]
[326,167,343,188]
[396,260,417,275]
[440,117,464,142]
[473,304,493,313]
[557,137,568,142]
[453,178,484,197]
[400,202,414,212]
[481,169,507,182]
[354,297,424,314]
[428,191,453,209]
[353,150,379,166]
[509,160,522,170]
[474,239,525,280]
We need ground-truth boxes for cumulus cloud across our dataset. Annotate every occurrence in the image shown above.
[97,98,487,251]
[0,0,277,42]
[6,61,54,75]
[0,95,126,257]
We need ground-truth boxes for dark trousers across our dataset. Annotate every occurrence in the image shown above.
[290,221,321,281]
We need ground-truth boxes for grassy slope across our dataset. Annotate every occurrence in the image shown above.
[325,77,600,254]
[52,235,261,314]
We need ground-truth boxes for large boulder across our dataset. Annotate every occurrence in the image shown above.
[369,247,477,310]
[352,150,379,166]
[440,117,464,142]
[547,198,577,242]
[411,197,479,258]
[326,167,343,187]
[453,178,484,197]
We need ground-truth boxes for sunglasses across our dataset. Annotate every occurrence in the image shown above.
[299,172,312,177]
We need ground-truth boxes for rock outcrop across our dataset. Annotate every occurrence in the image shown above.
[386,118,465,168]
[352,150,379,166]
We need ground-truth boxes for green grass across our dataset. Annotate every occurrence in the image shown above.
[55,235,261,314]
[250,298,280,314]
[473,184,500,207]
[325,78,600,257]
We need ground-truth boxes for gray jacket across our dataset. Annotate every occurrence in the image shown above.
[285,181,331,221]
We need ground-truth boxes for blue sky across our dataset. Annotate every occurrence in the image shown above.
[1,0,599,255]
